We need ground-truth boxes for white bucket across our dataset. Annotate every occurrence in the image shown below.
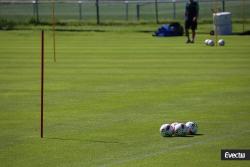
[213,12,232,35]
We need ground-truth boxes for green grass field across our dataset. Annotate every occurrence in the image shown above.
[0,26,250,167]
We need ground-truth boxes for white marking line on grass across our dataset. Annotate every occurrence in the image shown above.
[101,130,249,167]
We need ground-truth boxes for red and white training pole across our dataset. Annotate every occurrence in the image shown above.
[41,30,44,138]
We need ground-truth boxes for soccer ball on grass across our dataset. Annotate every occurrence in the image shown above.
[207,39,214,46]
[218,39,225,46]
[185,121,198,135]
[204,39,210,45]
[174,123,188,136]
[160,124,174,137]
[171,122,179,127]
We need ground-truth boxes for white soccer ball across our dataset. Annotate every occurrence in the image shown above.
[171,122,179,127]
[204,39,210,45]
[218,39,225,46]
[174,123,188,136]
[160,124,174,137]
[207,39,214,46]
[185,121,198,135]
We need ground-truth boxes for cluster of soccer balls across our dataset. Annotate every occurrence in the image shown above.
[204,39,225,46]
[160,121,198,137]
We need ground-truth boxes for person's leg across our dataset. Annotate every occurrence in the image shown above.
[186,29,190,43]
[191,29,196,43]
[185,20,191,43]
[191,21,197,43]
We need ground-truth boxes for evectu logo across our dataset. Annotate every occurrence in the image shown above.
[225,152,245,159]
[221,149,250,160]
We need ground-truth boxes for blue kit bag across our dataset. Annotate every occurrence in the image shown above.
[153,22,184,37]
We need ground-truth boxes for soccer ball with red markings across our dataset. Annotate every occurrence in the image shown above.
[186,121,198,135]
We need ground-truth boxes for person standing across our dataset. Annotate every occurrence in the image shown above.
[185,0,199,43]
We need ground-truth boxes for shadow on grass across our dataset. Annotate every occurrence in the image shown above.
[173,135,194,137]
[45,137,126,144]
[192,133,204,136]
[165,134,204,138]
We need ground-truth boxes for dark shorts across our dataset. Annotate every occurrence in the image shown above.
[185,19,197,30]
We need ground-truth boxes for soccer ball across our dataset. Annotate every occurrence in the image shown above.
[174,123,188,136]
[160,124,174,137]
[171,122,179,127]
[186,121,198,135]
[218,39,225,46]
[204,39,210,45]
[207,39,214,46]
[171,122,179,130]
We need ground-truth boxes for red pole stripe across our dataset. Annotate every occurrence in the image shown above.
[41,30,44,138]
